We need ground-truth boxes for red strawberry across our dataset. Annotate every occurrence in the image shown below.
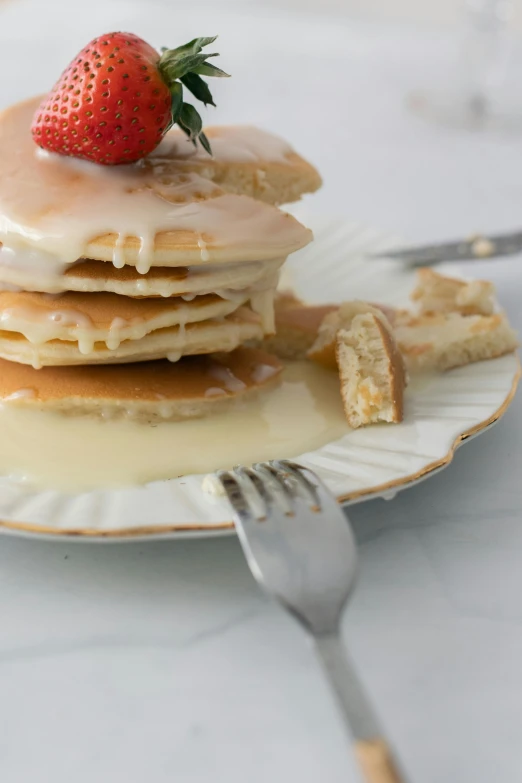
[31,33,228,165]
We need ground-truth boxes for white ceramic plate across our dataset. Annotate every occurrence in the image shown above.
[0,216,518,541]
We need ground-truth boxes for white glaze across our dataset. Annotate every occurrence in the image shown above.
[0,99,310,271]
[250,289,276,331]
[0,241,75,280]
[208,364,247,393]
[251,362,280,383]
[0,294,250,353]
[152,125,293,164]
[0,252,285,297]
[204,386,228,398]
[0,362,347,491]
[3,387,35,401]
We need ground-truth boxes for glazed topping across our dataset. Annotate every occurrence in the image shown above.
[153,125,293,163]
[0,99,311,270]
[0,360,347,491]
[0,290,249,354]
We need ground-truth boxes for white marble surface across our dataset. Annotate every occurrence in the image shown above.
[1,2,522,781]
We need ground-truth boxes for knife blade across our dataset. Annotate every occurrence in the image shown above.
[370,230,522,265]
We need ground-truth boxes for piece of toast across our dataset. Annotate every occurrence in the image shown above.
[336,313,406,428]
[411,268,495,316]
[308,301,395,369]
[395,312,518,372]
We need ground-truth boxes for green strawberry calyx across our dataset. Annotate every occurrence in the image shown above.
[158,36,229,155]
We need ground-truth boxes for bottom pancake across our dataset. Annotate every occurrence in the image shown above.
[0,308,264,368]
[0,347,283,422]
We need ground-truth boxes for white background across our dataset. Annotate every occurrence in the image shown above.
[1,1,522,781]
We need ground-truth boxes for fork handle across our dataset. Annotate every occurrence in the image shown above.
[354,740,403,783]
[313,633,407,783]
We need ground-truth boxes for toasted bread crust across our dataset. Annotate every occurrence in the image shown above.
[411,268,495,316]
[308,301,394,370]
[374,315,406,422]
[395,311,518,371]
[336,313,406,428]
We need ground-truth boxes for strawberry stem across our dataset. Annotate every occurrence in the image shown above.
[157,36,229,154]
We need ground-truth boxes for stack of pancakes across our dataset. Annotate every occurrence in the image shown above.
[0,98,320,420]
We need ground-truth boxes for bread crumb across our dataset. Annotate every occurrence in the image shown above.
[202,474,226,497]
[470,236,495,258]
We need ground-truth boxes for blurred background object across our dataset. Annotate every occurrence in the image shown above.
[4,0,522,28]
[410,0,522,131]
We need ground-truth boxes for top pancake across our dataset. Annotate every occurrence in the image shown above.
[0,98,314,270]
[147,125,322,206]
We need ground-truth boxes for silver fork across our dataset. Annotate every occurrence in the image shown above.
[217,460,406,783]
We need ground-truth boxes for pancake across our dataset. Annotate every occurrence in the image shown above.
[0,308,265,367]
[265,302,339,360]
[0,347,283,422]
[0,255,283,298]
[0,289,257,352]
[0,99,313,273]
[82,195,311,269]
[147,125,322,206]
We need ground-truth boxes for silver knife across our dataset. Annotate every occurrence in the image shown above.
[370,230,522,265]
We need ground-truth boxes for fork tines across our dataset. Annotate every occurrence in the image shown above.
[218,460,321,522]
